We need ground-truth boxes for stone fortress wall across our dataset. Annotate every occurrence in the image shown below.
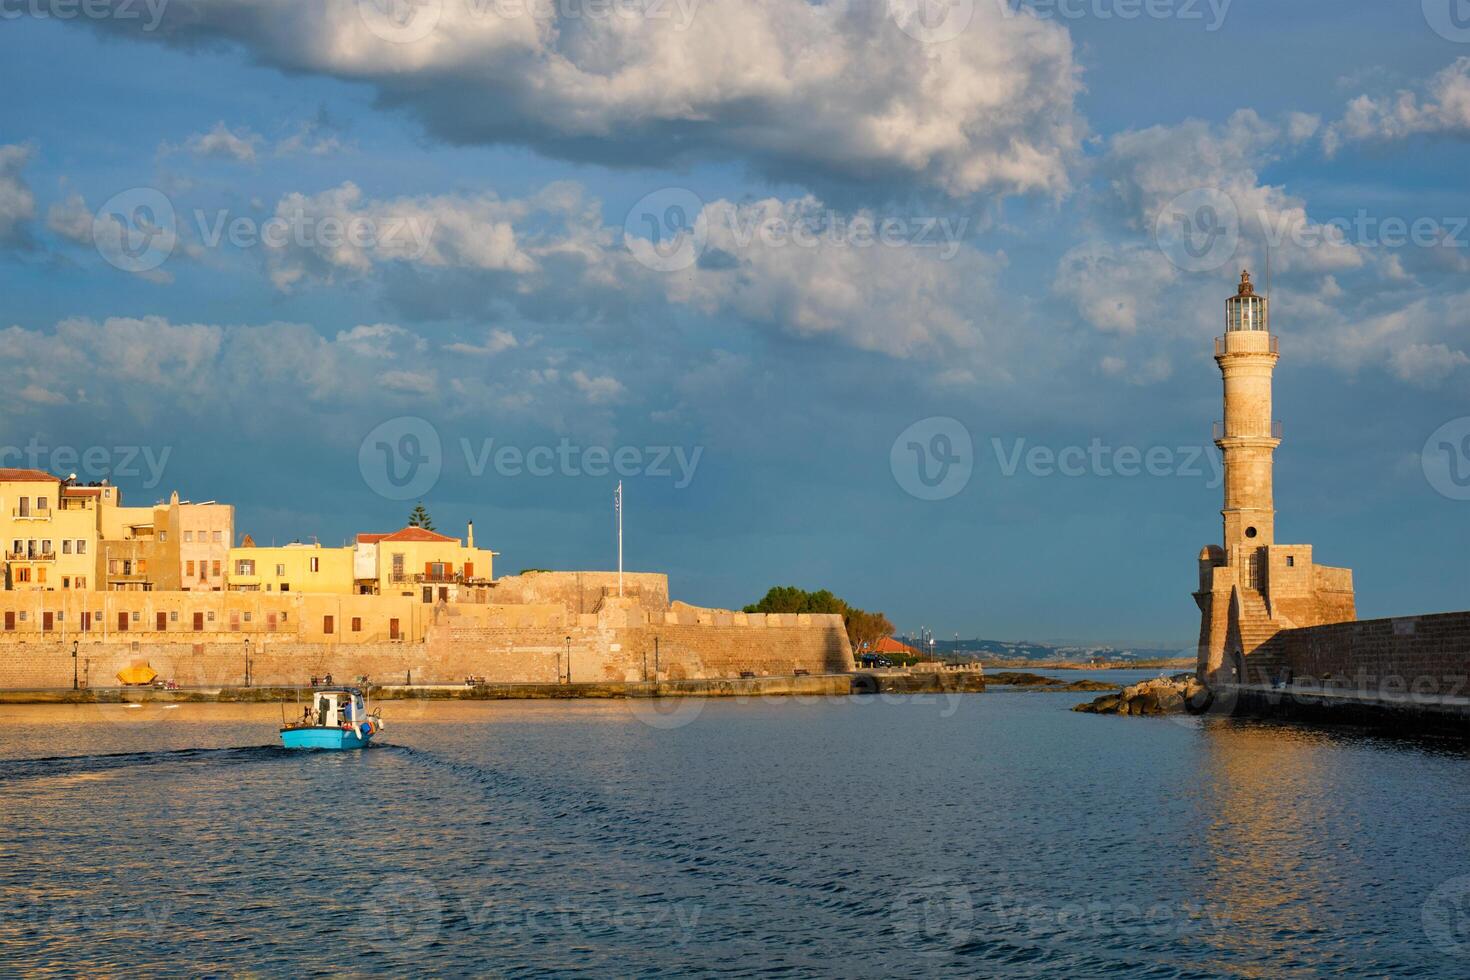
[0,571,854,688]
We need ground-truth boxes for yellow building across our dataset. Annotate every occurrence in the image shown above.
[359,523,497,601]
[0,469,70,590]
[227,541,355,594]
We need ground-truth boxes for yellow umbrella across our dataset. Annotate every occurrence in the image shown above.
[116,663,157,685]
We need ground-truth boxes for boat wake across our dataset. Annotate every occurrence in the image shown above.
[0,745,300,783]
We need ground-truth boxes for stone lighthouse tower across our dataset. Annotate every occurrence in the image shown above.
[1216,270,1279,557]
[1194,272,1355,685]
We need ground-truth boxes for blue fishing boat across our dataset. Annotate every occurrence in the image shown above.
[280,687,384,750]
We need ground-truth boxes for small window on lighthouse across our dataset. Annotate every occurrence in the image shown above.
[1245,527,1258,539]
[1286,555,1295,567]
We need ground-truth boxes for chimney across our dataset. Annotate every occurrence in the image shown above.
[467,521,475,549]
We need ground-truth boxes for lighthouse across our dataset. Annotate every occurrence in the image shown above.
[1193,272,1356,685]
[1216,270,1280,559]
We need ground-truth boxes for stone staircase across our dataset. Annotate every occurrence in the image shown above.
[1236,588,1288,684]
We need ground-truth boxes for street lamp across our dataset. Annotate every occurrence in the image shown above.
[564,636,571,685]
[244,638,251,688]
[72,639,78,691]
[654,635,660,678]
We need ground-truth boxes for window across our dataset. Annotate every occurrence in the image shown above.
[351,617,362,633]
[212,561,221,577]
[230,612,240,631]
[236,560,255,576]
[36,567,46,584]
[40,540,52,555]
[323,615,334,635]
[212,531,222,543]
[275,564,285,576]
[243,612,252,623]
[159,531,167,543]
[15,568,30,583]
[1245,527,1258,539]
[10,539,19,554]
[131,611,140,622]
[310,557,320,573]
[62,577,70,589]
[138,560,148,574]
[280,582,290,593]
[186,561,195,577]
[62,540,72,555]
[75,577,86,589]
[170,611,179,622]
[76,540,86,555]
[36,496,48,511]
[109,559,121,575]
[1286,555,1296,567]
[392,553,405,579]
[184,531,193,542]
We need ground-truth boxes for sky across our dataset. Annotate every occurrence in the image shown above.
[0,0,1466,648]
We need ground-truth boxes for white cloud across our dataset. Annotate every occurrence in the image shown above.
[1104,110,1367,277]
[1053,242,1178,334]
[91,0,1083,197]
[260,181,1003,359]
[264,181,534,291]
[0,143,37,247]
[569,369,625,404]
[378,369,438,395]
[666,196,1001,357]
[45,190,93,245]
[179,122,265,163]
[1388,343,1470,388]
[444,328,519,357]
[1325,58,1470,154]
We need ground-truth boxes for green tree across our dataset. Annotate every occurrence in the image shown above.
[407,503,435,531]
[743,586,895,653]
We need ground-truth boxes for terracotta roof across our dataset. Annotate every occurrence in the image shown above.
[356,533,388,545]
[379,526,458,544]
[63,487,103,497]
[0,468,60,483]
[241,534,256,548]
[874,637,919,655]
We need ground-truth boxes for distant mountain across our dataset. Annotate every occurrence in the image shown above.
[897,637,1191,663]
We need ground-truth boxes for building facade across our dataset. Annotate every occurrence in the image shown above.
[1194,272,1356,684]
[227,541,356,594]
[178,501,234,591]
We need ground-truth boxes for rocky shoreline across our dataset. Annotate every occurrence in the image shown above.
[1072,673,1208,716]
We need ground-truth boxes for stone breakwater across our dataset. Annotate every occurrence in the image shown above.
[1072,674,1208,716]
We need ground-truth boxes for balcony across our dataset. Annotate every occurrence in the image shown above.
[5,551,56,562]
[10,508,51,521]
[1213,420,1284,441]
[392,572,472,585]
[1215,335,1279,356]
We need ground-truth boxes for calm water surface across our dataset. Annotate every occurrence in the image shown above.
[2,673,1468,977]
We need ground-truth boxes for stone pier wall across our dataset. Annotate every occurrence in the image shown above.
[1248,611,1470,696]
[0,611,853,689]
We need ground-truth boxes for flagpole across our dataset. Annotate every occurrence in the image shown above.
[616,481,624,598]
